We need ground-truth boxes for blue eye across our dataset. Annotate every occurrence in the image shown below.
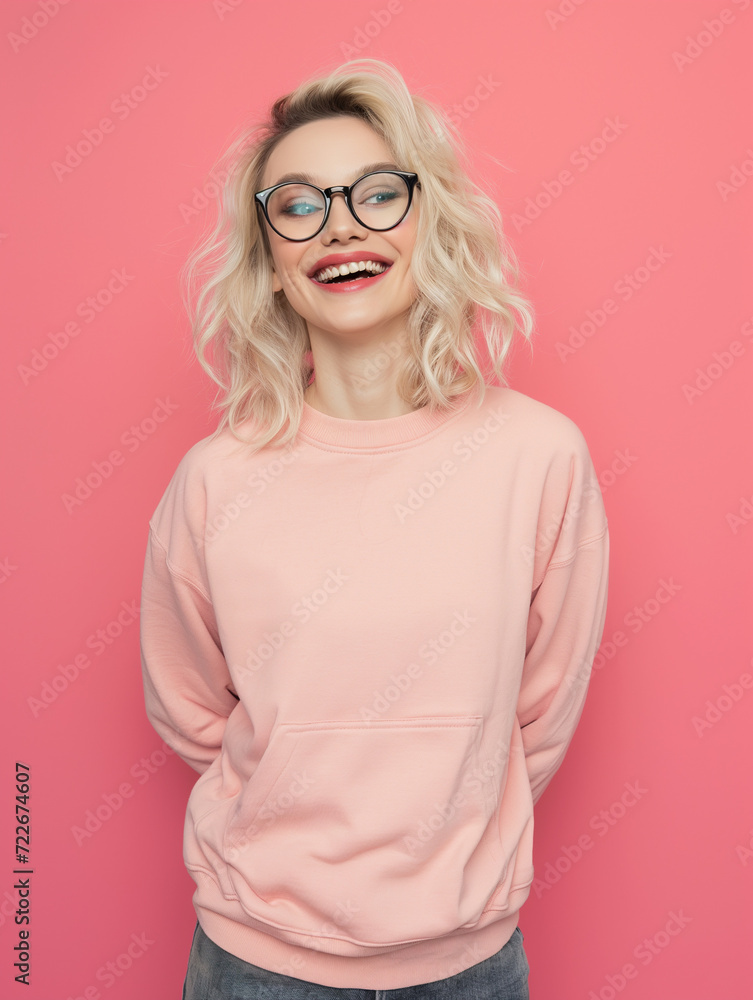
[369,190,398,203]
[282,201,319,217]
[356,187,400,208]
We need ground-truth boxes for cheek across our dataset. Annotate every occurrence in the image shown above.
[396,218,418,257]
[276,251,307,284]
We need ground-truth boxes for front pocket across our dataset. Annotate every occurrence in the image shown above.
[219,715,506,948]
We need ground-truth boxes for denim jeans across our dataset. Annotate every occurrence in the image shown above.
[182,920,529,999]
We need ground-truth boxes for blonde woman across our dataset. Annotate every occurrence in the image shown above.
[140,58,609,1000]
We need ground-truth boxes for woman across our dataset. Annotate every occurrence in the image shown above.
[139,58,609,999]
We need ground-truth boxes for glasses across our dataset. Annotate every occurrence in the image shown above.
[254,170,420,242]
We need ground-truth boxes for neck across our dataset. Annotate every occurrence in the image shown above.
[303,381,420,420]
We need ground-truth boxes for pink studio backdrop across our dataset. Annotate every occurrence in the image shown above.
[3,1,751,997]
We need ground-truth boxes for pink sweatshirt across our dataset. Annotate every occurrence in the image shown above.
[139,382,609,990]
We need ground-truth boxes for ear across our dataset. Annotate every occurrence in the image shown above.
[271,267,283,293]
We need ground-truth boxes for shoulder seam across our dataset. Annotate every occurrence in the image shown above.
[148,525,212,603]
[546,523,609,571]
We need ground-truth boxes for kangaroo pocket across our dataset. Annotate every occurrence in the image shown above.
[208,715,508,948]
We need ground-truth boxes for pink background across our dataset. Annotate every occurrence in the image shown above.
[3,1,752,997]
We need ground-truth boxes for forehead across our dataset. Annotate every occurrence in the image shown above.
[262,116,397,188]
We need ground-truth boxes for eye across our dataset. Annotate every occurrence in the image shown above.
[282,199,320,217]
[357,186,400,205]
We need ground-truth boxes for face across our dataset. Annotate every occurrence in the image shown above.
[259,116,420,344]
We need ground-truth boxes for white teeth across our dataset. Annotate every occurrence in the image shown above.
[312,260,389,283]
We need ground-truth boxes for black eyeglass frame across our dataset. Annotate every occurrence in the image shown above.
[254,170,421,242]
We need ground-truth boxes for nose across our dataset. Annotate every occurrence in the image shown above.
[322,191,366,240]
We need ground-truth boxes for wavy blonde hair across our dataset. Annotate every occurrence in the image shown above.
[180,58,535,452]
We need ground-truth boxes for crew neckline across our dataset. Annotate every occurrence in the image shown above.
[297,383,481,452]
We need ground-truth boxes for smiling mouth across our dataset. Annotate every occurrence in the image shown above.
[311,261,392,284]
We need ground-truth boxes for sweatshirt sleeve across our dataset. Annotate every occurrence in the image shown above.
[139,525,238,775]
[515,425,610,806]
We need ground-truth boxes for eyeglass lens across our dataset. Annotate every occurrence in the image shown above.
[266,173,410,240]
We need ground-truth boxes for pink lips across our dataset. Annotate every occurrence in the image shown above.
[310,265,392,293]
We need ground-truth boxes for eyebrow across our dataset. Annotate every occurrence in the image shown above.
[269,161,402,187]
